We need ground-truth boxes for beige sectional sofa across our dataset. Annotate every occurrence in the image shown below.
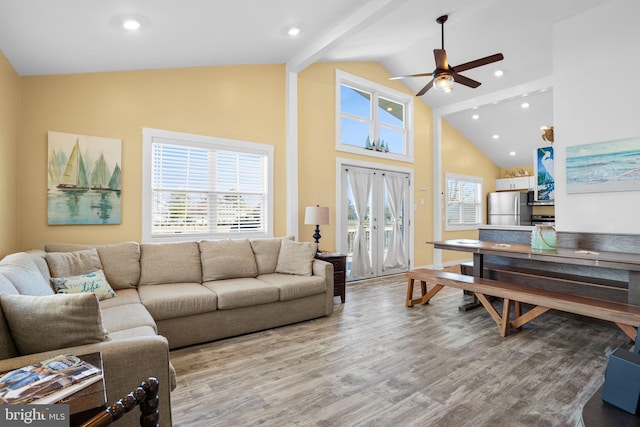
[0,237,334,426]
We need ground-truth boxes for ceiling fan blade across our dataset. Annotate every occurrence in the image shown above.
[452,53,504,73]
[416,80,434,96]
[389,72,433,81]
[453,73,481,88]
[434,49,448,70]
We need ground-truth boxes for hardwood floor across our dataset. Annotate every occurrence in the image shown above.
[170,269,631,426]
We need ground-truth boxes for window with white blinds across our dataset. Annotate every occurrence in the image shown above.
[445,173,483,231]
[142,128,273,242]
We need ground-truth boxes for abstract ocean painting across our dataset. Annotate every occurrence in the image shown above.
[48,131,122,224]
[566,137,640,194]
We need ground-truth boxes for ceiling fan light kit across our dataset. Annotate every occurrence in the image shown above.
[433,73,454,92]
[390,14,504,96]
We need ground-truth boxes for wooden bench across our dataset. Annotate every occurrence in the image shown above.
[406,268,640,340]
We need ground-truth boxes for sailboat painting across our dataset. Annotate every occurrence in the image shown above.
[48,131,122,225]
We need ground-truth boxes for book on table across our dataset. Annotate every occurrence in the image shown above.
[0,354,103,405]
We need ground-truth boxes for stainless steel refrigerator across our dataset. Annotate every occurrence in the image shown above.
[487,192,532,226]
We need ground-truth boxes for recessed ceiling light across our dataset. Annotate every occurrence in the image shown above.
[494,70,504,77]
[122,18,141,31]
[521,102,530,109]
[492,134,500,140]
[386,107,393,112]
[288,27,301,36]
[472,114,479,120]
[509,151,516,156]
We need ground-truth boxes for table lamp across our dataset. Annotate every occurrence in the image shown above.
[304,205,330,252]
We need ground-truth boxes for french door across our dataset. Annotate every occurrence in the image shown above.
[340,165,410,280]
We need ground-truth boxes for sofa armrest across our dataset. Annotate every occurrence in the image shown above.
[312,259,334,315]
[0,336,173,427]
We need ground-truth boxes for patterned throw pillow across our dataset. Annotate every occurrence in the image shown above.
[50,270,116,301]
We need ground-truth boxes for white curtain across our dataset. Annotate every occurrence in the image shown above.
[348,169,372,278]
[383,173,407,270]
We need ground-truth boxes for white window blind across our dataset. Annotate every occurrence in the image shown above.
[445,174,483,230]
[142,129,273,242]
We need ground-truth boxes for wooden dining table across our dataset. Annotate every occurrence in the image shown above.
[428,239,640,305]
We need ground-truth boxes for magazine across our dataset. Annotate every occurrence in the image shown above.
[0,354,102,404]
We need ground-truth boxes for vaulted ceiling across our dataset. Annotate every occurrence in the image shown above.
[0,0,613,167]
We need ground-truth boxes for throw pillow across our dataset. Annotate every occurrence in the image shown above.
[0,293,111,355]
[250,236,294,275]
[45,248,103,278]
[275,239,318,276]
[50,270,116,301]
[199,239,258,281]
[45,242,141,290]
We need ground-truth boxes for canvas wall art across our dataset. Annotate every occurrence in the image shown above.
[534,146,554,201]
[566,137,640,194]
[48,131,122,225]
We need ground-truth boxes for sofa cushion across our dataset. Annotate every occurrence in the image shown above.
[0,274,19,295]
[200,239,257,281]
[139,242,202,285]
[250,236,293,275]
[0,293,110,355]
[45,248,103,278]
[203,278,279,309]
[0,307,18,359]
[108,325,158,341]
[275,239,317,276]
[138,283,217,320]
[98,288,141,309]
[0,254,53,296]
[51,270,116,301]
[45,242,141,290]
[100,303,157,334]
[26,250,52,282]
[257,273,327,301]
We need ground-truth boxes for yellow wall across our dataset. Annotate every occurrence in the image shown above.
[0,50,20,257]
[298,62,435,266]
[18,65,286,250]
[441,119,500,265]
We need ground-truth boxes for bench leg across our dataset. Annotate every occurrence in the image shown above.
[615,323,638,341]
[500,298,512,337]
[406,276,444,307]
[514,301,522,331]
[406,278,415,307]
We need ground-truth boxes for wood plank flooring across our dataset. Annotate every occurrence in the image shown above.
[169,269,631,426]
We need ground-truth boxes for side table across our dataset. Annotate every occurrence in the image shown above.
[65,352,107,426]
[316,252,346,303]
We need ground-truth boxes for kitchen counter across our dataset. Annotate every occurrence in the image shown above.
[479,225,535,231]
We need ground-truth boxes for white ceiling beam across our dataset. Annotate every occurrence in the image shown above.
[286,0,409,73]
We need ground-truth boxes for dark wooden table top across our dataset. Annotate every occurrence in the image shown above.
[428,239,640,271]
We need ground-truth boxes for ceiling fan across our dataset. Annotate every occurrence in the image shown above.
[390,15,504,96]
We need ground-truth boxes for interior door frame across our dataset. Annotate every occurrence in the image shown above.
[335,157,414,277]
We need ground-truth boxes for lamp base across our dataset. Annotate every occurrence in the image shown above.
[313,225,322,253]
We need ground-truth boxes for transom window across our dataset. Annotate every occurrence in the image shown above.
[142,128,273,242]
[445,173,483,230]
[336,70,414,162]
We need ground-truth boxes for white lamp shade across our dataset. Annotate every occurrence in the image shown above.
[304,206,330,225]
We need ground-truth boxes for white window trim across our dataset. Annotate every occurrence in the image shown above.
[335,70,414,163]
[142,128,274,243]
[445,173,484,231]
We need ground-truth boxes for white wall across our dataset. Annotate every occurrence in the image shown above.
[553,0,640,234]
